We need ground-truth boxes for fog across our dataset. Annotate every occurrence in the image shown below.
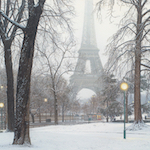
[73,0,125,100]
[73,0,124,66]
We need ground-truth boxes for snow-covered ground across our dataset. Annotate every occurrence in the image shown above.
[0,122,150,150]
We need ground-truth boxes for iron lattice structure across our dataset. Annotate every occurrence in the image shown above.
[69,0,104,97]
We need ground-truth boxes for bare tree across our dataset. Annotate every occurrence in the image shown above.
[34,6,75,123]
[97,0,150,125]
[13,0,45,145]
[30,74,54,123]
[0,0,25,132]
[57,80,71,122]
[81,102,91,115]
[37,39,75,124]
[0,0,46,144]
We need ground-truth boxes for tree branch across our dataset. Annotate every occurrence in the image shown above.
[10,0,25,41]
[0,10,25,30]
[141,63,150,69]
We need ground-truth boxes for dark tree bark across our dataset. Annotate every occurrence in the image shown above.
[54,90,58,125]
[13,0,45,145]
[62,103,64,122]
[38,106,41,123]
[4,40,14,131]
[134,0,142,123]
[106,100,108,122]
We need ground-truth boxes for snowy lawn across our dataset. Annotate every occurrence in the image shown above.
[0,122,150,150]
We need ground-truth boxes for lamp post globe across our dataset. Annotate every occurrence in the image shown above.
[120,82,128,91]
[44,98,48,102]
[0,103,4,108]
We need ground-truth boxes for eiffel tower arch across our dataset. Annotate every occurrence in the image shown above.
[69,0,104,97]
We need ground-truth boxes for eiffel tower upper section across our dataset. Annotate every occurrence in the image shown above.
[69,0,104,95]
[80,0,98,51]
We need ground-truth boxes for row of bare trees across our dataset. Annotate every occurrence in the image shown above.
[29,74,68,122]
[0,0,75,145]
[34,39,75,124]
[0,67,81,124]
[30,74,73,124]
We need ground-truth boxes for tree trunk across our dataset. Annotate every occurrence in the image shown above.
[13,33,33,145]
[62,103,64,122]
[39,106,41,123]
[29,110,34,123]
[106,100,108,122]
[54,90,58,125]
[134,51,142,123]
[4,41,14,132]
[134,3,142,123]
[13,1,45,145]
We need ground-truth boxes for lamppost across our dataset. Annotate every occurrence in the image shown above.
[120,82,128,139]
[92,95,95,114]
[44,98,48,120]
[0,103,4,130]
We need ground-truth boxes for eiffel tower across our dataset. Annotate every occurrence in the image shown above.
[69,0,104,96]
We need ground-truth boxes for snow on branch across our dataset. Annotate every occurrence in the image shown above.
[142,9,150,17]
[0,10,25,30]
[142,29,150,41]
[142,0,148,8]
[121,0,135,5]
[141,46,150,52]
[141,63,150,69]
